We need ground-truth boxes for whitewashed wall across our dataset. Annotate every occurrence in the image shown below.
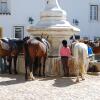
[0,0,100,40]
[0,0,44,37]
[59,0,100,40]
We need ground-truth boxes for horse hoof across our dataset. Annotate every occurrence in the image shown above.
[76,79,79,82]
[43,74,45,78]
[32,77,35,80]
[28,75,35,81]
[28,77,35,81]
[25,76,28,81]
[39,74,41,77]
[14,71,18,74]
[82,78,85,80]
[25,78,28,81]
[9,72,12,74]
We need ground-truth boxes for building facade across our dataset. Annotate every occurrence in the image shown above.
[0,0,100,40]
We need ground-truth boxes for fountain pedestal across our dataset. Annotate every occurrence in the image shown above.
[27,0,80,76]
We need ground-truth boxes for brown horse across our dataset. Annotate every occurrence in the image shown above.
[23,36,50,80]
[81,40,100,54]
[0,38,24,74]
[93,47,100,54]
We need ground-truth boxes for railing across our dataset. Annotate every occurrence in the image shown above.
[0,8,11,15]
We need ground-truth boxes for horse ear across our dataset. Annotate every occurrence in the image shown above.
[23,36,30,41]
[46,35,49,40]
[41,33,43,38]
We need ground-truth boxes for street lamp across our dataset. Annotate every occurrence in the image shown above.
[28,17,34,24]
[73,19,79,26]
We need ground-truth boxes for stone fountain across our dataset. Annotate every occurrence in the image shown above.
[27,0,80,76]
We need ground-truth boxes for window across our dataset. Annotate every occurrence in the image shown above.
[13,26,24,39]
[0,0,10,14]
[83,37,89,40]
[90,5,98,21]
[94,37,100,41]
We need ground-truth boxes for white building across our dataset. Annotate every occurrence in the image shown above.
[0,0,100,40]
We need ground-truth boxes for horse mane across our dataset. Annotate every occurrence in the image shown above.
[25,37,50,49]
[42,38,50,49]
[35,37,42,42]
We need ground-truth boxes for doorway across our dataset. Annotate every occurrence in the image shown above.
[0,27,3,38]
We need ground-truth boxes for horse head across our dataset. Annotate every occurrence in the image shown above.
[23,36,30,42]
[40,33,50,48]
[41,38,50,49]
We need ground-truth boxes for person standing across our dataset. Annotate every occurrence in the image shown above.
[87,44,94,62]
[60,40,71,76]
[88,45,93,56]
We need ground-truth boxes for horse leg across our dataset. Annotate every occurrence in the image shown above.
[25,62,35,80]
[75,62,80,82]
[14,56,18,74]
[8,56,12,74]
[1,57,6,73]
[29,60,35,80]
[25,65,29,81]
[3,57,7,73]
[43,57,46,77]
[25,60,29,80]
[25,65,28,80]
[0,57,5,74]
[38,57,42,77]
[80,63,85,80]
[33,57,38,76]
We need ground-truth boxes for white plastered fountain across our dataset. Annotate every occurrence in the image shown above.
[27,0,80,76]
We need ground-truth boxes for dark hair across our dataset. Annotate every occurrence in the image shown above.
[62,40,67,47]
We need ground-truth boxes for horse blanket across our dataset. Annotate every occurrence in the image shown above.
[0,38,17,50]
[0,38,9,50]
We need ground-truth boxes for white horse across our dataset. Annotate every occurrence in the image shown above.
[73,41,89,82]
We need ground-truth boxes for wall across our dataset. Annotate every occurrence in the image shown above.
[0,0,100,40]
[59,0,100,40]
[0,0,44,37]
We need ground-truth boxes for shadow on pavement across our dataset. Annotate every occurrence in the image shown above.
[53,77,76,87]
[39,76,76,87]
[0,74,26,86]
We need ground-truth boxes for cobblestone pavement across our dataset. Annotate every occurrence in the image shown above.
[0,74,100,100]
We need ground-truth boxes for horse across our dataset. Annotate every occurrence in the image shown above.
[0,38,24,74]
[84,40,100,54]
[23,36,50,80]
[93,47,100,54]
[72,41,89,82]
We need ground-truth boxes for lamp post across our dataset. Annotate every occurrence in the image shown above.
[73,19,79,26]
[28,17,34,24]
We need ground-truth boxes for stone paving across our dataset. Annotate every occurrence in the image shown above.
[0,74,100,100]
